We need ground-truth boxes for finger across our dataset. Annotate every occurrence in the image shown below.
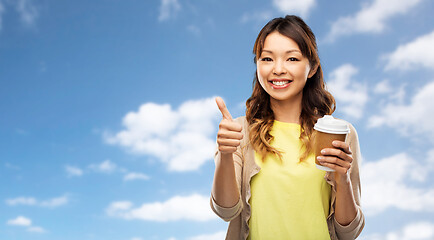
[217,130,243,140]
[218,146,237,153]
[219,120,243,132]
[317,156,351,169]
[215,97,233,120]
[332,140,352,154]
[321,148,353,163]
[217,138,241,147]
[318,161,350,175]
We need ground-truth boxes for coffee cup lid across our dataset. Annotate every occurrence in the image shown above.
[314,115,350,134]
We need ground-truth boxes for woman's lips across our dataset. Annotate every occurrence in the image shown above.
[268,79,293,89]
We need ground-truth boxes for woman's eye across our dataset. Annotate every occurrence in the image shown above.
[261,57,272,62]
[288,57,299,61]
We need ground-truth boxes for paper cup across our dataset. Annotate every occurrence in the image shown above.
[313,115,350,171]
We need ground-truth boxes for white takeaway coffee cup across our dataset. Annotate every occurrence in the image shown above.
[313,115,350,172]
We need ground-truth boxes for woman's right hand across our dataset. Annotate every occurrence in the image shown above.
[215,97,243,154]
[212,97,243,208]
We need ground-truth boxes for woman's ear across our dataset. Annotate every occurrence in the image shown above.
[308,64,318,78]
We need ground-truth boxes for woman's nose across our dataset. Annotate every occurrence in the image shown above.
[273,60,287,75]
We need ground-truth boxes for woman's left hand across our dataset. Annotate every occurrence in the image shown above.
[317,140,353,181]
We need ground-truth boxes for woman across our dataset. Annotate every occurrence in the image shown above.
[210,15,364,239]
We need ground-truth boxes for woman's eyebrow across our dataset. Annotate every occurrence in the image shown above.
[262,49,301,54]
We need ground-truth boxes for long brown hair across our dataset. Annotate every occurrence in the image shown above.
[246,15,335,162]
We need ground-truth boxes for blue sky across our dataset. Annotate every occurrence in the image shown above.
[1,0,434,239]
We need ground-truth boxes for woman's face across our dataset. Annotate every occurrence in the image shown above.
[257,31,314,104]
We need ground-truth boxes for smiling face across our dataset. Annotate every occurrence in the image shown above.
[256,31,314,105]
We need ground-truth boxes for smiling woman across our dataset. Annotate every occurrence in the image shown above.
[257,32,312,97]
[211,15,365,240]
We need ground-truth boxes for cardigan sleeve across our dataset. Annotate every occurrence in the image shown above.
[210,117,245,222]
[334,123,365,239]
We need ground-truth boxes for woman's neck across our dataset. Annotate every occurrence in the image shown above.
[270,96,302,124]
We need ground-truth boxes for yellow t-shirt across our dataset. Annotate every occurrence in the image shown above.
[248,120,331,240]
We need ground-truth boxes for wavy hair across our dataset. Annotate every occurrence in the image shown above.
[246,15,336,162]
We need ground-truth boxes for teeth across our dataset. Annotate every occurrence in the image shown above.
[272,81,290,86]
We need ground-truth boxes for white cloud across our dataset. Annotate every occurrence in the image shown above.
[402,222,434,240]
[0,0,39,31]
[373,80,406,104]
[15,128,28,135]
[7,216,32,226]
[383,31,434,71]
[27,226,46,233]
[240,11,273,24]
[325,0,423,42]
[368,81,434,141]
[123,172,150,181]
[373,79,392,94]
[0,2,5,31]
[65,165,83,177]
[105,97,220,172]
[89,160,117,173]
[131,238,143,240]
[326,64,368,119]
[272,0,316,18]
[5,162,20,170]
[361,152,434,216]
[187,231,227,240]
[428,149,434,166]
[6,216,46,233]
[15,0,38,26]
[69,161,133,178]
[361,221,434,240]
[6,197,37,206]
[107,201,133,212]
[187,25,200,36]
[40,195,69,208]
[158,0,181,22]
[106,194,216,222]
[6,195,69,208]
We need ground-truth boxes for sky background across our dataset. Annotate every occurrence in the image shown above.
[1,0,434,239]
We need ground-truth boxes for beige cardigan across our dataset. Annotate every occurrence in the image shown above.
[210,116,365,240]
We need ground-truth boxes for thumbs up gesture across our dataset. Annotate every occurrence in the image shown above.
[215,97,243,154]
